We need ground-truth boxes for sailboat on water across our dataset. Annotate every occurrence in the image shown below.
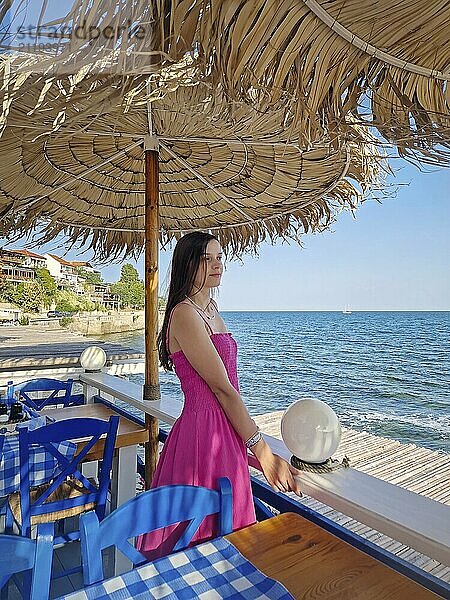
[342,305,352,314]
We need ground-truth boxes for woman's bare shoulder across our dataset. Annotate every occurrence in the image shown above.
[171,301,202,328]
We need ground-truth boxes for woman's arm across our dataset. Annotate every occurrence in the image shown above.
[170,304,302,495]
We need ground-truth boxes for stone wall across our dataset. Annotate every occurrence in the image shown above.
[69,312,145,335]
[25,310,165,335]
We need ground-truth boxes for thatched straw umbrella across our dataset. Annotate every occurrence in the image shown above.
[0,74,384,480]
[1,0,400,479]
[1,0,449,164]
[0,81,382,255]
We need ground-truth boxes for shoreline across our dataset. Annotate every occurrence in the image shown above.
[0,324,143,374]
[67,311,146,336]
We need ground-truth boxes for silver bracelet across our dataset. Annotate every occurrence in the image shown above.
[245,428,262,448]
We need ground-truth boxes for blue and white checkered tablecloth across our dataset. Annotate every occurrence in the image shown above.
[0,433,77,496]
[57,537,294,599]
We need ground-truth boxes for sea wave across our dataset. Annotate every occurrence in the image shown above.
[107,311,449,453]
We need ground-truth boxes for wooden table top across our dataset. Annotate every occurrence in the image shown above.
[226,513,441,600]
[43,403,148,461]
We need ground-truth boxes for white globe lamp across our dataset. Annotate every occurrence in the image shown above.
[80,346,107,372]
[281,398,341,465]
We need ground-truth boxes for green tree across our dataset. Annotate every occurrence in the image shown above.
[78,298,96,312]
[95,302,107,312]
[77,268,103,285]
[11,283,24,305]
[35,268,57,308]
[17,281,46,312]
[120,264,140,284]
[55,290,80,313]
[0,278,18,304]
[110,264,144,309]
[110,281,144,309]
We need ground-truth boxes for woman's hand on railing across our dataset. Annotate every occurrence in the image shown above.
[251,438,302,496]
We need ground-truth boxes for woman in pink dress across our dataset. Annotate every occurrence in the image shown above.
[137,232,301,557]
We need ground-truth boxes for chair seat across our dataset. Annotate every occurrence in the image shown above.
[8,479,95,525]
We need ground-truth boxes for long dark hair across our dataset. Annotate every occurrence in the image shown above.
[158,231,219,371]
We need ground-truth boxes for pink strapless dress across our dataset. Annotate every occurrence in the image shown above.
[137,332,256,558]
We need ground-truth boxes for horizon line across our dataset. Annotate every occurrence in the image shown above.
[218,309,450,312]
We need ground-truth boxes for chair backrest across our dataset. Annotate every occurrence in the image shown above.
[80,477,233,585]
[0,522,54,600]
[17,416,119,537]
[16,378,84,410]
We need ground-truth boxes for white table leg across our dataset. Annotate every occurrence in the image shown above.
[111,445,137,575]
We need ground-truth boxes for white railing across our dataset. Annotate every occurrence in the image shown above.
[0,360,145,387]
[79,371,450,568]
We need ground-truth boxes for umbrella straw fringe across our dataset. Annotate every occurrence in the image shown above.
[1,0,449,163]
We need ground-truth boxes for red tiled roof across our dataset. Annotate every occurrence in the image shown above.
[2,248,45,260]
[18,249,46,260]
[70,261,92,267]
[47,254,74,266]
[47,255,93,268]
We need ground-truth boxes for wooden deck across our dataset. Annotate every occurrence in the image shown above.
[253,411,450,583]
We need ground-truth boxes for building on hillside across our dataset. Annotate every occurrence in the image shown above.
[45,254,79,287]
[85,283,120,311]
[0,248,41,286]
[11,249,46,270]
[70,261,98,275]
[0,302,22,323]
[0,248,118,310]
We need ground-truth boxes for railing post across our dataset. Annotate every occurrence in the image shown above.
[82,382,97,404]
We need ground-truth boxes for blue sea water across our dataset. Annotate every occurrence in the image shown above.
[104,312,450,454]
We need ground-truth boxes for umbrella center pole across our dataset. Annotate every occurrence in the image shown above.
[143,137,160,487]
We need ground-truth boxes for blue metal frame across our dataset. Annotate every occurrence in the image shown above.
[93,395,449,598]
[93,395,145,426]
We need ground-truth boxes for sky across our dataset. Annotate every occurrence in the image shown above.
[2,159,449,311]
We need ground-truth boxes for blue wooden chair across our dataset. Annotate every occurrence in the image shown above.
[80,477,233,585]
[16,378,84,411]
[6,416,119,546]
[0,522,54,600]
